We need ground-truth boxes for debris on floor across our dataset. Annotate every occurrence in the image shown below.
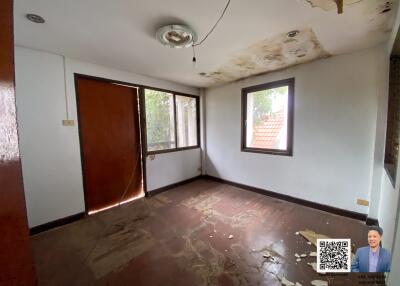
[307,262,317,272]
[298,230,330,247]
[307,262,326,274]
[281,277,295,286]
[296,258,301,262]
[311,280,328,286]
[294,253,300,258]
[300,254,307,258]
[309,252,317,257]
[228,234,234,239]
[30,179,370,285]
[270,257,278,263]
[263,251,271,258]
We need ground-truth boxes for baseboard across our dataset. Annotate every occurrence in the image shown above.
[29,176,375,235]
[29,212,85,235]
[203,175,368,222]
[147,175,204,196]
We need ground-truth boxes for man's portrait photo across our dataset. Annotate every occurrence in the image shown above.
[351,226,391,272]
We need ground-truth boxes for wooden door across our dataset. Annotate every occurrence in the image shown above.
[0,0,37,284]
[76,77,142,213]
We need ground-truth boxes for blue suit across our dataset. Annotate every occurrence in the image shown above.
[351,246,391,272]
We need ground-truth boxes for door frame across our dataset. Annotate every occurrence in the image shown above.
[74,73,149,214]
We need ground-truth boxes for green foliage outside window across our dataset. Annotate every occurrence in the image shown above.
[145,89,175,150]
[251,86,287,125]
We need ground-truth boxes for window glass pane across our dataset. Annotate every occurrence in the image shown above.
[176,95,197,147]
[145,89,175,151]
[246,86,289,150]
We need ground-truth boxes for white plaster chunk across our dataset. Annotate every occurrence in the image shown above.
[311,280,328,286]
[309,252,317,257]
[300,254,307,257]
[281,277,295,286]
[308,262,326,274]
[295,253,300,258]
[228,234,234,239]
[307,262,317,271]
[263,251,271,258]
[295,283,303,286]
[296,258,301,262]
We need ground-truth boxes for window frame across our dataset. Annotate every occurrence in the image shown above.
[241,78,294,156]
[141,86,200,155]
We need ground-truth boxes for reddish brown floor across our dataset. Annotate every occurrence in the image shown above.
[31,179,375,285]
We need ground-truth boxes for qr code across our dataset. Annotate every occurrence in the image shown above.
[317,239,351,273]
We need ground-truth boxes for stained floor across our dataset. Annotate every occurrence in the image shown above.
[31,179,374,285]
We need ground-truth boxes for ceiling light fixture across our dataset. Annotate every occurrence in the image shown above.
[26,13,45,24]
[156,25,197,48]
[156,0,231,68]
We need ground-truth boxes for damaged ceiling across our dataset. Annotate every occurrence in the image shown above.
[14,0,398,87]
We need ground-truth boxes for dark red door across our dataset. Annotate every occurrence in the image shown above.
[0,0,37,284]
[76,77,142,213]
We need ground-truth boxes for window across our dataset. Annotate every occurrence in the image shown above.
[144,88,199,154]
[176,95,198,148]
[241,78,294,156]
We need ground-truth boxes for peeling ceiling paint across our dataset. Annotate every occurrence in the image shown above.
[304,0,394,14]
[201,28,329,85]
[304,0,366,12]
[14,0,399,87]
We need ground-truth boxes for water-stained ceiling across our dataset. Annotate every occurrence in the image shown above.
[14,0,398,87]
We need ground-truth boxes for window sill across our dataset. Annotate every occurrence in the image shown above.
[241,147,292,157]
[147,145,200,156]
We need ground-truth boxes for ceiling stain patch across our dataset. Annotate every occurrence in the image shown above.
[303,0,362,12]
[201,28,329,85]
[378,1,393,14]
[363,1,395,35]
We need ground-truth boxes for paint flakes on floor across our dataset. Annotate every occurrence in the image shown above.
[30,179,369,285]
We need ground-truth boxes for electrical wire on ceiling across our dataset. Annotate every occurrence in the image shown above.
[191,0,231,66]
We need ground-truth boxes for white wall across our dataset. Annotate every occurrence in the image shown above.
[146,149,201,191]
[205,47,382,214]
[15,47,85,228]
[379,173,400,251]
[15,46,201,227]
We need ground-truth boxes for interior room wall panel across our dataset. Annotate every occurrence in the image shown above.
[205,46,382,215]
[15,46,201,227]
